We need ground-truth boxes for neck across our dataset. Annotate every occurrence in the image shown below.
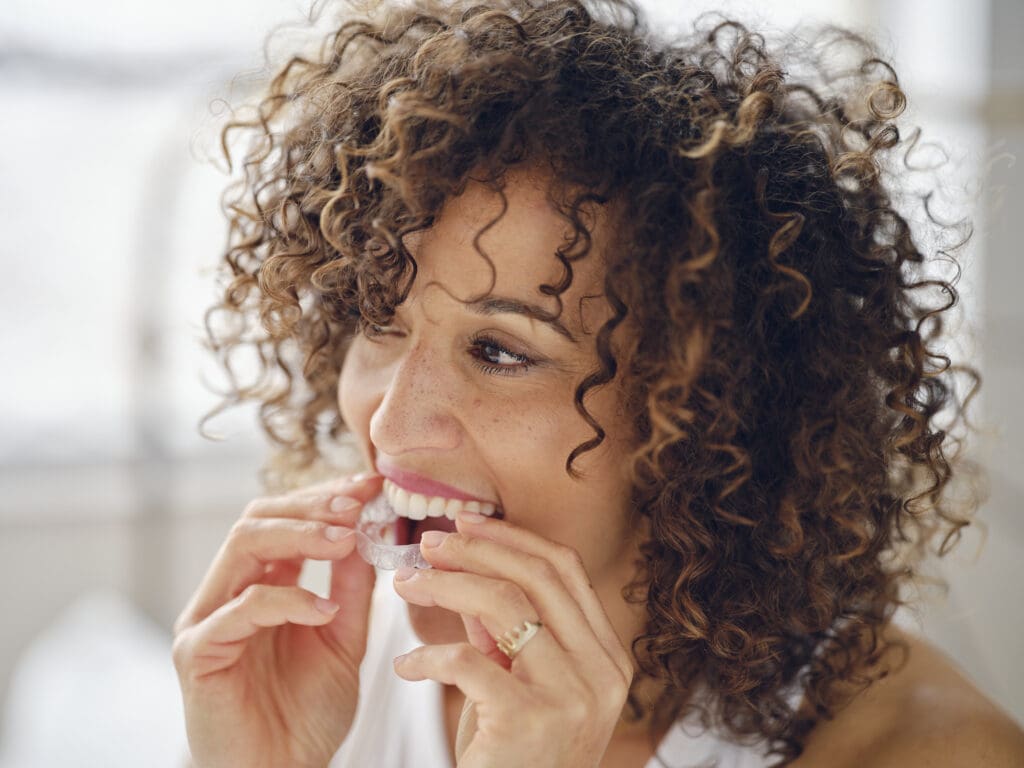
[612,671,672,741]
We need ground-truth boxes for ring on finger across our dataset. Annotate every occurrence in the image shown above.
[496,619,543,660]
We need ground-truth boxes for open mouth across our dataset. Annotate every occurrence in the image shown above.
[353,483,505,570]
[384,479,504,545]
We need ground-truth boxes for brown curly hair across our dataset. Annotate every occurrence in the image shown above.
[205,0,984,763]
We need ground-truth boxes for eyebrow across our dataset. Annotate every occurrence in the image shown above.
[466,296,578,343]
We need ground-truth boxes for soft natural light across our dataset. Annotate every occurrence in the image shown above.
[1,1,1021,766]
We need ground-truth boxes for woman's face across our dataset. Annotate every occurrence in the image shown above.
[338,169,643,645]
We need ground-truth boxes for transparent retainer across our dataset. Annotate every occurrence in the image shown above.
[354,493,431,570]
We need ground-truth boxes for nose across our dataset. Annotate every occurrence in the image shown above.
[368,341,464,456]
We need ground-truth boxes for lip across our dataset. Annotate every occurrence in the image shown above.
[375,456,497,506]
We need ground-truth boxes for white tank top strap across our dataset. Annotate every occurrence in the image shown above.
[646,675,807,767]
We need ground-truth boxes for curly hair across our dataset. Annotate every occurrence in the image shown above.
[205,0,984,763]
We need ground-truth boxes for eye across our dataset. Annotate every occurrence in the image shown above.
[359,319,403,340]
[468,334,536,376]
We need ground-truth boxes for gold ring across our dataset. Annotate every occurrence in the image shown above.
[496,619,542,660]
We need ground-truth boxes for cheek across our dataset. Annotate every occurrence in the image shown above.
[497,391,632,533]
[481,400,594,501]
[338,351,373,446]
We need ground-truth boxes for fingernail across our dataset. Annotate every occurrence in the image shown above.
[394,566,417,581]
[324,525,353,542]
[316,597,340,614]
[457,507,487,524]
[330,496,360,514]
[352,471,381,482]
[393,652,409,665]
[420,530,448,548]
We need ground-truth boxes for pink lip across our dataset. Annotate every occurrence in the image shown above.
[375,456,495,505]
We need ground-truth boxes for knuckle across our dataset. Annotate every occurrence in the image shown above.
[241,496,271,518]
[305,493,331,510]
[605,668,631,705]
[532,556,560,584]
[495,580,529,610]
[446,532,469,554]
[171,609,191,637]
[301,519,324,538]
[449,643,478,666]
[555,545,586,576]
[227,516,259,544]
[562,689,591,725]
[170,631,193,671]
[235,583,264,609]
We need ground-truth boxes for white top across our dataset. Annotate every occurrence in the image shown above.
[330,575,785,768]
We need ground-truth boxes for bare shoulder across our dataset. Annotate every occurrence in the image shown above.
[795,626,1024,768]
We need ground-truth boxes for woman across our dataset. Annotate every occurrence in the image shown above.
[172,0,1024,765]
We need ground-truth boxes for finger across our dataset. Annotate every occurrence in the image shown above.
[460,613,509,669]
[392,568,566,682]
[304,476,383,652]
[322,540,377,654]
[259,558,305,587]
[393,642,523,707]
[286,472,383,508]
[246,473,384,527]
[417,531,600,657]
[418,529,629,685]
[174,584,340,678]
[174,474,382,638]
[179,519,359,629]
[450,510,635,684]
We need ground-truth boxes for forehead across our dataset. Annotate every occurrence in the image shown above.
[401,170,609,319]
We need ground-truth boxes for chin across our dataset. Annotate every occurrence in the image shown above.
[407,603,466,645]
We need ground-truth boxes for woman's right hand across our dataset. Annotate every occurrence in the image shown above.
[172,473,384,768]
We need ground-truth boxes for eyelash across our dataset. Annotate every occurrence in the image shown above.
[468,333,536,376]
[359,322,537,377]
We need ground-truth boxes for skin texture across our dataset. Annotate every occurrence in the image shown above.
[796,627,1024,768]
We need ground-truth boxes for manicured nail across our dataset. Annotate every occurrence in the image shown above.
[324,525,353,542]
[394,566,417,581]
[316,597,340,614]
[420,530,448,548]
[457,507,487,523]
[330,496,360,514]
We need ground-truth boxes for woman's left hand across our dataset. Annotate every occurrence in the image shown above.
[391,507,635,768]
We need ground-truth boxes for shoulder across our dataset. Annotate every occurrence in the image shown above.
[794,626,1024,768]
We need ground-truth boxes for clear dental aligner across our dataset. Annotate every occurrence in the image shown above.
[354,493,432,570]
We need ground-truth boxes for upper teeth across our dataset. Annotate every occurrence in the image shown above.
[384,479,498,521]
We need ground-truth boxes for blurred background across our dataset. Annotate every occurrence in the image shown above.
[1,0,1021,765]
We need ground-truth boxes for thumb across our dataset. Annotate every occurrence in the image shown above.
[323,549,377,658]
